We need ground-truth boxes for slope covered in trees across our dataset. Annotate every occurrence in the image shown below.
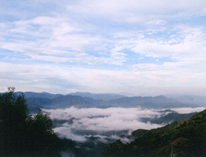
[102,109,206,157]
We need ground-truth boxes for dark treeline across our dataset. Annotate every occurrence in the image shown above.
[0,91,60,156]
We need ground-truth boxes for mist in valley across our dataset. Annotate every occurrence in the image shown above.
[43,106,205,142]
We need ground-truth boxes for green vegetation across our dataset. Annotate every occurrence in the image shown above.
[102,109,206,157]
[0,91,60,156]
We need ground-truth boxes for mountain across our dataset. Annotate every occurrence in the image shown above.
[16,91,62,99]
[152,112,197,124]
[17,93,110,109]
[107,95,194,108]
[14,92,198,110]
[17,91,125,101]
[69,92,126,101]
[140,111,197,124]
[26,97,52,113]
[50,95,107,108]
[102,109,206,157]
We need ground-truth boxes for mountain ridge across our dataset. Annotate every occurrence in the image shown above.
[14,91,199,110]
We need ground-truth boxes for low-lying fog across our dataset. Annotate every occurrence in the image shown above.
[43,107,205,143]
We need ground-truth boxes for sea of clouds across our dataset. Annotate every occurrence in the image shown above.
[43,107,205,142]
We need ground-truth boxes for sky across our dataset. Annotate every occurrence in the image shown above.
[0,0,206,96]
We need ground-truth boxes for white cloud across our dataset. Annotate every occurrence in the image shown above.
[54,126,87,142]
[43,106,205,142]
[131,28,206,58]
[66,0,206,23]
[1,43,125,65]
[1,59,206,96]
[170,107,205,114]
[44,107,163,141]
[44,107,162,132]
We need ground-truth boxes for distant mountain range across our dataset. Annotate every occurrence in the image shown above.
[106,95,194,108]
[16,91,125,101]
[14,92,199,111]
[69,92,126,101]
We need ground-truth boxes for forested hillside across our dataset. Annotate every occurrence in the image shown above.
[102,109,206,157]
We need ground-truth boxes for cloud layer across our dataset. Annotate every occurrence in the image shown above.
[43,107,205,142]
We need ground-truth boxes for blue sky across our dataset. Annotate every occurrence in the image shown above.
[0,0,206,96]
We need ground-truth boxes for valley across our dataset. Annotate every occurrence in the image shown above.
[20,91,205,156]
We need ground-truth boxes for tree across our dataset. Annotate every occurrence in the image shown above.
[0,91,60,156]
[0,91,28,155]
[22,112,60,156]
